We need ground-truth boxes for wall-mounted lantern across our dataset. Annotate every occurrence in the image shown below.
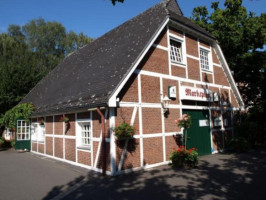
[162,95,170,113]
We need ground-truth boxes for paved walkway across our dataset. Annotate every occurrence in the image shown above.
[1,147,266,200]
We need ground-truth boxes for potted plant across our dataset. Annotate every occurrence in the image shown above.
[170,146,198,168]
[113,121,135,140]
[175,114,192,150]
[38,118,45,125]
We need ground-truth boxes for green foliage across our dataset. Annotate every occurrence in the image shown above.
[0,137,4,147]
[10,139,15,148]
[191,0,266,108]
[0,18,93,116]
[113,121,135,140]
[170,146,199,168]
[0,103,35,129]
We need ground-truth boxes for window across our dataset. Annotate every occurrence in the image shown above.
[200,49,210,71]
[170,40,183,63]
[31,122,45,142]
[77,121,92,149]
[17,120,30,140]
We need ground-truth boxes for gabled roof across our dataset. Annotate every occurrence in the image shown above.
[21,0,226,116]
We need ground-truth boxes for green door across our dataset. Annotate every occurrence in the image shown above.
[15,119,31,150]
[183,109,211,156]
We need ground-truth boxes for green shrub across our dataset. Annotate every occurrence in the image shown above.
[229,137,250,152]
[10,139,15,148]
[170,146,199,168]
[0,137,4,147]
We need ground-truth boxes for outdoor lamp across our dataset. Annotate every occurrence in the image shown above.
[162,95,170,113]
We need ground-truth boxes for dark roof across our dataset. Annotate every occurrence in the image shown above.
[21,0,216,116]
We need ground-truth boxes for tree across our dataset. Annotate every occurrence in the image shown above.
[191,0,265,107]
[191,0,266,144]
[110,0,124,5]
[0,18,93,117]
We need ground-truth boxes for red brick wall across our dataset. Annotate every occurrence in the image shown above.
[38,143,44,154]
[164,109,181,133]
[141,75,160,103]
[54,138,63,158]
[93,141,100,167]
[186,34,198,57]
[142,108,162,134]
[230,90,239,107]
[187,58,200,81]
[116,107,139,135]
[212,48,220,64]
[141,47,169,75]
[154,28,168,47]
[143,137,163,165]
[165,135,180,160]
[118,139,141,170]
[65,139,76,162]
[92,111,102,138]
[169,27,184,38]
[213,66,230,86]
[212,131,223,151]
[202,72,213,83]
[65,114,75,136]
[119,73,138,102]
[163,79,179,104]
[171,66,186,78]
[181,81,194,87]
[199,40,210,48]
[32,142,37,152]
[45,137,53,156]
[221,88,230,104]
[46,116,53,134]
[78,150,91,166]
[54,115,63,135]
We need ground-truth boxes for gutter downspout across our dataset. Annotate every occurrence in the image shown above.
[96,107,106,176]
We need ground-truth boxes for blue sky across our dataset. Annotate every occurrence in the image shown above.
[0,0,265,38]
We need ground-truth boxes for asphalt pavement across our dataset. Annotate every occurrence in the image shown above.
[1,147,266,200]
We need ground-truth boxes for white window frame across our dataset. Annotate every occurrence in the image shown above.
[200,47,213,72]
[17,120,30,141]
[76,119,92,150]
[169,36,185,65]
[31,122,45,142]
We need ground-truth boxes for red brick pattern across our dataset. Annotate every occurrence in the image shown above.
[65,114,75,136]
[54,115,63,135]
[171,65,186,78]
[186,34,198,57]
[202,72,213,83]
[199,40,210,48]
[143,137,163,165]
[187,58,200,81]
[165,135,180,161]
[65,139,76,162]
[116,107,139,135]
[32,142,37,152]
[93,141,100,167]
[46,116,53,134]
[212,131,223,151]
[163,79,179,104]
[120,73,138,102]
[221,88,230,104]
[38,143,44,154]
[45,137,53,156]
[164,109,181,133]
[212,48,220,64]
[169,27,184,38]
[116,138,141,170]
[154,28,168,47]
[230,90,239,107]
[142,108,162,134]
[141,47,169,75]
[181,81,194,87]
[213,66,230,86]
[78,150,91,166]
[54,138,63,158]
[141,75,160,103]
[92,111,102,138]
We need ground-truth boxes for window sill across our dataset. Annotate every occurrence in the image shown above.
[77,146,91,151]
[201,68,213,73]
[171,61,186,67]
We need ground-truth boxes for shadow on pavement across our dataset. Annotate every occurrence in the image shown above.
[43,146,266,200]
